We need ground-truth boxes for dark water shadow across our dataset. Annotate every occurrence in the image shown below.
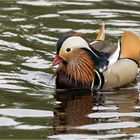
[53,90,99,135]
[52,87,140,138]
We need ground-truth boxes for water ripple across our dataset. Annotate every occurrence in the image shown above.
[17,0,53,6]
[92,105,118,111]
[34,14,60,19]
[77,121,140,130]
[11,18,26,22]
[49,134,127,140]
[1,32,17,37]
[2,7,22,11]
[33,34,57,41]
[0,39,32,51]
[15,124,50,130]
[0,61,13,65]
[58,9,140,17]
[88,112,140,118]
[21,56,50,69]
[0,117,19,126]
[22,35,56,45]
[17,0,92,6]
[0,108,53,118]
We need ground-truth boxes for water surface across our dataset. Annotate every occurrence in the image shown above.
[0,0,140,139]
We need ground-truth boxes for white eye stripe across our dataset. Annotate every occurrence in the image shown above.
[60,36,99,58]
[61,36,89,50]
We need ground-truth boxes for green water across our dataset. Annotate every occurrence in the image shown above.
[0,0,140,139]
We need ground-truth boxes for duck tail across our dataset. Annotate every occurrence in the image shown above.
[120,31,140,64]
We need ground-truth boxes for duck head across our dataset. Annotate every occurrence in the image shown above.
[52,33,107,89]
[52,34,94,65]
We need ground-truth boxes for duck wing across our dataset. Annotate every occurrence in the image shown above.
[120,31,140,64]
[90,23,117,57]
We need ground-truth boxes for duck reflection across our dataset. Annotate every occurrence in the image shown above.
[112,88,140,134]
[53,87,140,136]
[53,90,104,135]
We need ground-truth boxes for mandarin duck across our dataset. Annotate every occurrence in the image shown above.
[52,24,140,91]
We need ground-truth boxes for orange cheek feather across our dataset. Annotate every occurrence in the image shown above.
[59,49,68,61]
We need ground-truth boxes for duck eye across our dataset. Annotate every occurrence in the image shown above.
[66,48,71,52]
